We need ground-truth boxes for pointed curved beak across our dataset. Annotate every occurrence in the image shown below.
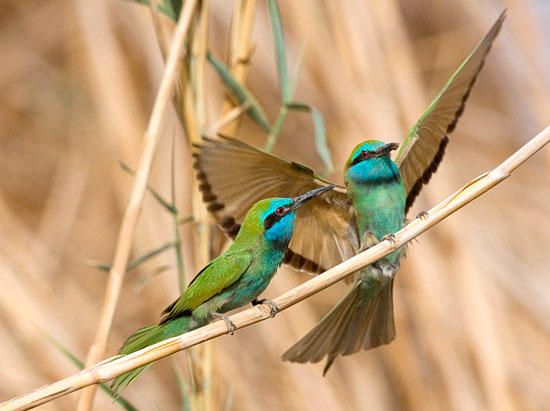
[376,142,399,157]
[291,185,336,212]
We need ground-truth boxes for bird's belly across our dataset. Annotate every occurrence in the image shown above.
[218,270,275,313]
[353,184,405,264]
[354,182,403,230]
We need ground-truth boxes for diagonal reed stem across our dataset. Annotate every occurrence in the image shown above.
[75,1,198,410]
[3,125,548,411]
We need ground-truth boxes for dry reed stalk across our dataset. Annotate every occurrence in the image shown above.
[148,0,216,406]
[194,0,209,129]
[368,2,439,406]
[148,0,169,59]
[219,0,257,137]
[3,2,548,409]
[187,2,218,408]
[191,53,249,411]
[3,125,548,411]
[205,101,251,137]
[75,1,198,410]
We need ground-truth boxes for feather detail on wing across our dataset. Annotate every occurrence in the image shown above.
[193,136,359,274]
[160,252,251,323]
[394,11,505,214]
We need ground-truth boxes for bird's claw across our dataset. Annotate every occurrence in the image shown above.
[211,312,236,335]
[359,229,379,251]
[382,233,396,245]
[416,210,429,220]
[252,298,279,318]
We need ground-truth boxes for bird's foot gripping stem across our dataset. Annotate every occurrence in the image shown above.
[416,210,429,220]
[211,312,236,335]
[382,233,397,245]
[252,298,279,318]
[358,229,379,252]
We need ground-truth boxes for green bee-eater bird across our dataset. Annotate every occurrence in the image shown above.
[192,12,504,374]
[111,185,334,392]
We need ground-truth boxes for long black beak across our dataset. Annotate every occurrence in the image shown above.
[291,185,335,212]
[375,142,399,157]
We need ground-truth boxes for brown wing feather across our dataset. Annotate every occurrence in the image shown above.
[193,136,358,274]
[395,11,505,214]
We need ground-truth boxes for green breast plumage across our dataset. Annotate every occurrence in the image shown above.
[344,148,407,263]
[349,179,406,241]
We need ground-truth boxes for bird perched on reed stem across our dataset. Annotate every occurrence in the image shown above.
[111,185,334,393]
[192,12,505,374]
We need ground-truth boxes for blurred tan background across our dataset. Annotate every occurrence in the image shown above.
[1,0,549,410]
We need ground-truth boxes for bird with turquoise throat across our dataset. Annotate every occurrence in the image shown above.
[111,185,334,393]
[192,12,505,374]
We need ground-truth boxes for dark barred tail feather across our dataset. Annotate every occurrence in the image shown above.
[282,280,395,375]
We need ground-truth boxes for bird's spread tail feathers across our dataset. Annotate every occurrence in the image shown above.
[282,279,395,375]
[111,316,192,396]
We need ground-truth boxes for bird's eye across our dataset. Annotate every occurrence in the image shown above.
[361,150,368,158]
[276,207,285,215]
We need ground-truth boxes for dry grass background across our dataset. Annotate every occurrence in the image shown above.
[1,0,549,410]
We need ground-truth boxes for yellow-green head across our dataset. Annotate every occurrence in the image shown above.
[235,186,335,247]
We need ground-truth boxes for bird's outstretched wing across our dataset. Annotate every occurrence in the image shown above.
[160,251,252,323]
[394,11,505,214]
[193,136,359,274]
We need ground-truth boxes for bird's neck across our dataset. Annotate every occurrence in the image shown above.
[246,237,288,275]
[345,157,401,185]
[233,227,289,264]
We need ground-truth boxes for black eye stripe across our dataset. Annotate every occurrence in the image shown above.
[263,207,289,230]
[351,152,369,166]
[350,149,388,166]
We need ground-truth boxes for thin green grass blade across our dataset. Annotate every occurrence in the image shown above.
[125,0,181,21]
[170,133,186,293]
[127,242,176,270]
[160,0,182,19]
[111,365,153,399]
[309,106,333,174]
[47,336,138,411]
[136,264,171,292]
[184,351,201,411]
[224,384,234,411]
[268,0,290,104]
[85,259,112,272]
[173,361,192,411]
[207,52,271,132]
[118,160,176,214]
[287,103,334,173]
[127,0,271,132]
[178,213,194,225]
[47,336,84,368]
[264,106,288,152]
[86,241,176,272]
[288,42,306,101]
